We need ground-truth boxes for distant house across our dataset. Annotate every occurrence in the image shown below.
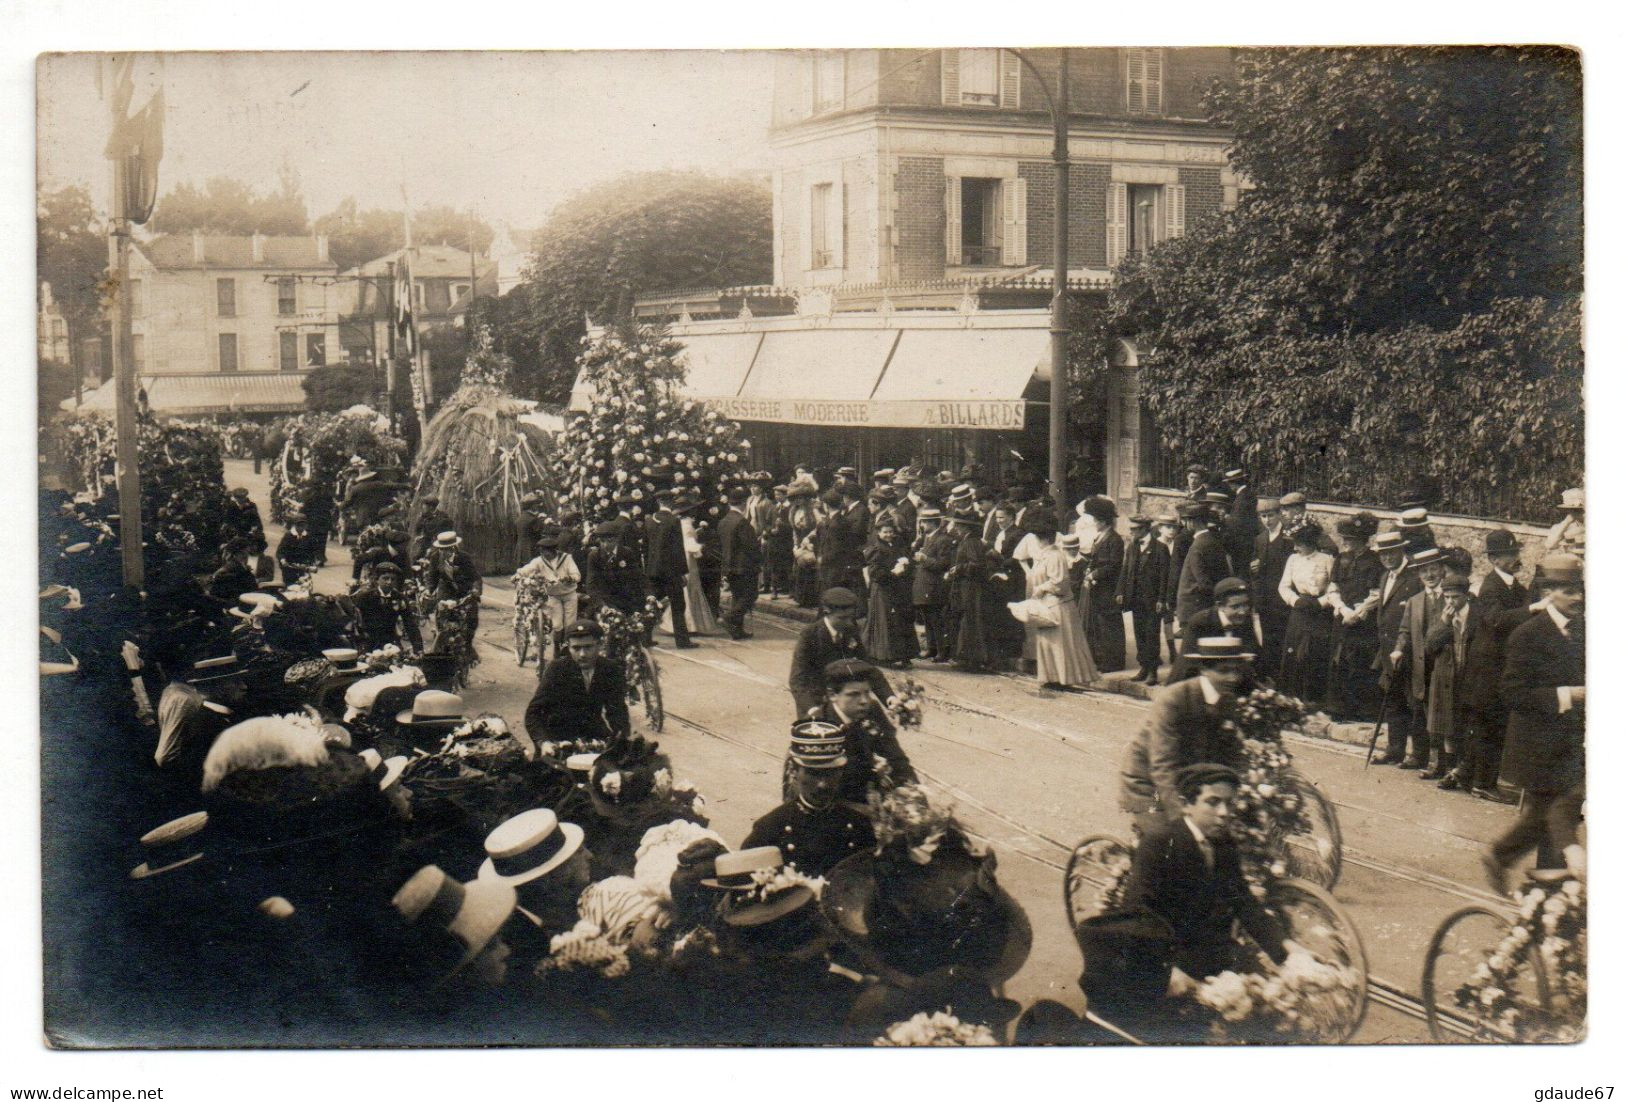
[123,231,342,415]
[38,282,72,365]
[341,244,496,360]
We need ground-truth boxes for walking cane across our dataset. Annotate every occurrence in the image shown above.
[1364,691,1390,769]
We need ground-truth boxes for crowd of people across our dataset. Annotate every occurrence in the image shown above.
[39,425,1584,1042]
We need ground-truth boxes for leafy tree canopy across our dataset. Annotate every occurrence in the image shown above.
[504,171,772,404]
[38,186,107,368]
[1107,46,1581,519]
[312,198,494,272]
[150,167,311,237]
[302,363,380,413]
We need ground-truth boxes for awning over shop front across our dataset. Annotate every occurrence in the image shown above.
[569,313,1051,431]
[144,372,312,415]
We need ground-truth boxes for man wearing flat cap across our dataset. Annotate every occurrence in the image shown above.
[1170,578,1261,682]
[788,587,891,717]
[525,619,631,746]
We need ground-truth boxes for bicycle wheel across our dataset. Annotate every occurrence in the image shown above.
[1422,905,1551,1042]
[1263,878,1369,1041]
[1063,835,1132,934]
[641,649,665,733]
[1274,769,1343,890]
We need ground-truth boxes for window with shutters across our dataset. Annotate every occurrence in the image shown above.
[1108,181,1185,267]
[305,332,326,367]
[218,332,239,373]
[810,182,835,268]
[958,49,999,105]
[277,277,297,316]
[959,178,1004,266]
[1125,48,1164,115]
[216,278,236,318]
[813,52,845,113]
[280,330,298,372]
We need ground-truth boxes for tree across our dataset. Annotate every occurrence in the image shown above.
[507,171,772,404]
[313,199,495,272]
[1107,47,1582,519]
[302,363,380,412]
[37,185,107,394]
[149,174,310,236]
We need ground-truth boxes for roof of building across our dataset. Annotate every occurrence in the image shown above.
[135,234,336,271]
[352,244,495,281]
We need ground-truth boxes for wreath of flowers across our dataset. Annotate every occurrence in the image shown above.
[874,1009,999,1047]
[361,644,408,670]
[868,784,955,853]
[1454,877,1586,1042]
[535,736,610,763]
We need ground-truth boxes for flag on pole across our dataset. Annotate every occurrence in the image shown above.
[394,250,416,358]
[102,56,165,224]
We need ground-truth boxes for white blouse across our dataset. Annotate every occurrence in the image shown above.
[1278,550,1335,607]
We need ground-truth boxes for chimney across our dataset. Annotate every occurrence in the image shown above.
[192,230,205,263]
[315,234,329,263]
[251,232,266,263]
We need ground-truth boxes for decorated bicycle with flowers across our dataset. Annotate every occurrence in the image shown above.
[1421,857,1585,1043]
[593,596,667,733]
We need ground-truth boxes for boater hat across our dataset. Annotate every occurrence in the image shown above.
[1408,547,1445,569]
[477,808,585,887]
[1397,508,1431,530]
[321,648,366,674]
[392,865,517,983]
[129,811,209,880]
[1189,636,1256,662]
[1279,492,1308,508]
[1538,553,1583,586]
[1222,468,1246,482]
[702,846,789,891]
[1370,531,1408,554]
[396,689,466,727]
[1558,488,1584,512]
[432,531,462,550]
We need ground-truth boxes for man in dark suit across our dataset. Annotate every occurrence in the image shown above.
[1485,555,1584,891]
[644,490,695,648]
[524,619,631,745]
[1388,546,1450,769]
[1175,506,1233,628]
[1170,578,1262,682]
[1251,496,1294,672]
[1448,529,1531,798]
[719,487,762,640]
[1120,637,1252,830]
[1119,515,1170,683]
[911,507,956,662]
[788,587,891,717]
[1120,763,1289,984]
[835,481,870,596]
[1369,531,1424,764]
[1220,468,1260,569]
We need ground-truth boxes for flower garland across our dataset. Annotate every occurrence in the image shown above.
[884,676,927,730]
[1188,950,1363,1041]
[554,322,749,527]
[874,1009,999,1047]
[1454,877,1586,1042]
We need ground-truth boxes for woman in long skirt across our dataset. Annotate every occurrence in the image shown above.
[1079,496,1127,673]
[1278,521,1336,704]
[1027,529,1099,688]
[673,508,720,636]
[788,487,821,608]
[862,519,916,667]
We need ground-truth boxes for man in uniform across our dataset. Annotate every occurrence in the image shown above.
[744,721,876,877]
[524,619,632,746]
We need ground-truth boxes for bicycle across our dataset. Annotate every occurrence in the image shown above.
[1421,866,1584,1043]
[1063,832,1369,1042]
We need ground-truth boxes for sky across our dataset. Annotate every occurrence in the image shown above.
[37,51,776,237]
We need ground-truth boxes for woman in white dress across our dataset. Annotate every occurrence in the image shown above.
[1028,529,1100,689]
[1277,520,1337,702]
[670,506,719,636]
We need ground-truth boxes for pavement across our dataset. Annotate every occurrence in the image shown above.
[229,458,1542,1044]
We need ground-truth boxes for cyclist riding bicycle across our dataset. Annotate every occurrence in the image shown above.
[1119,636,1254,837]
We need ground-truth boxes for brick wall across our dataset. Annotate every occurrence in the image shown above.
[895,156,947,280]
[1019,161,1110,270]
[1178,165,1224,227]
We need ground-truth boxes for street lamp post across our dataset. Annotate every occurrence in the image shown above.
[1009,48,1071,532]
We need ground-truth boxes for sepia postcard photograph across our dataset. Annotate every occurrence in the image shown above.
[17,2,1610,1088]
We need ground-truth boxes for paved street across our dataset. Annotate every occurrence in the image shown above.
[229,454,1538,1045]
